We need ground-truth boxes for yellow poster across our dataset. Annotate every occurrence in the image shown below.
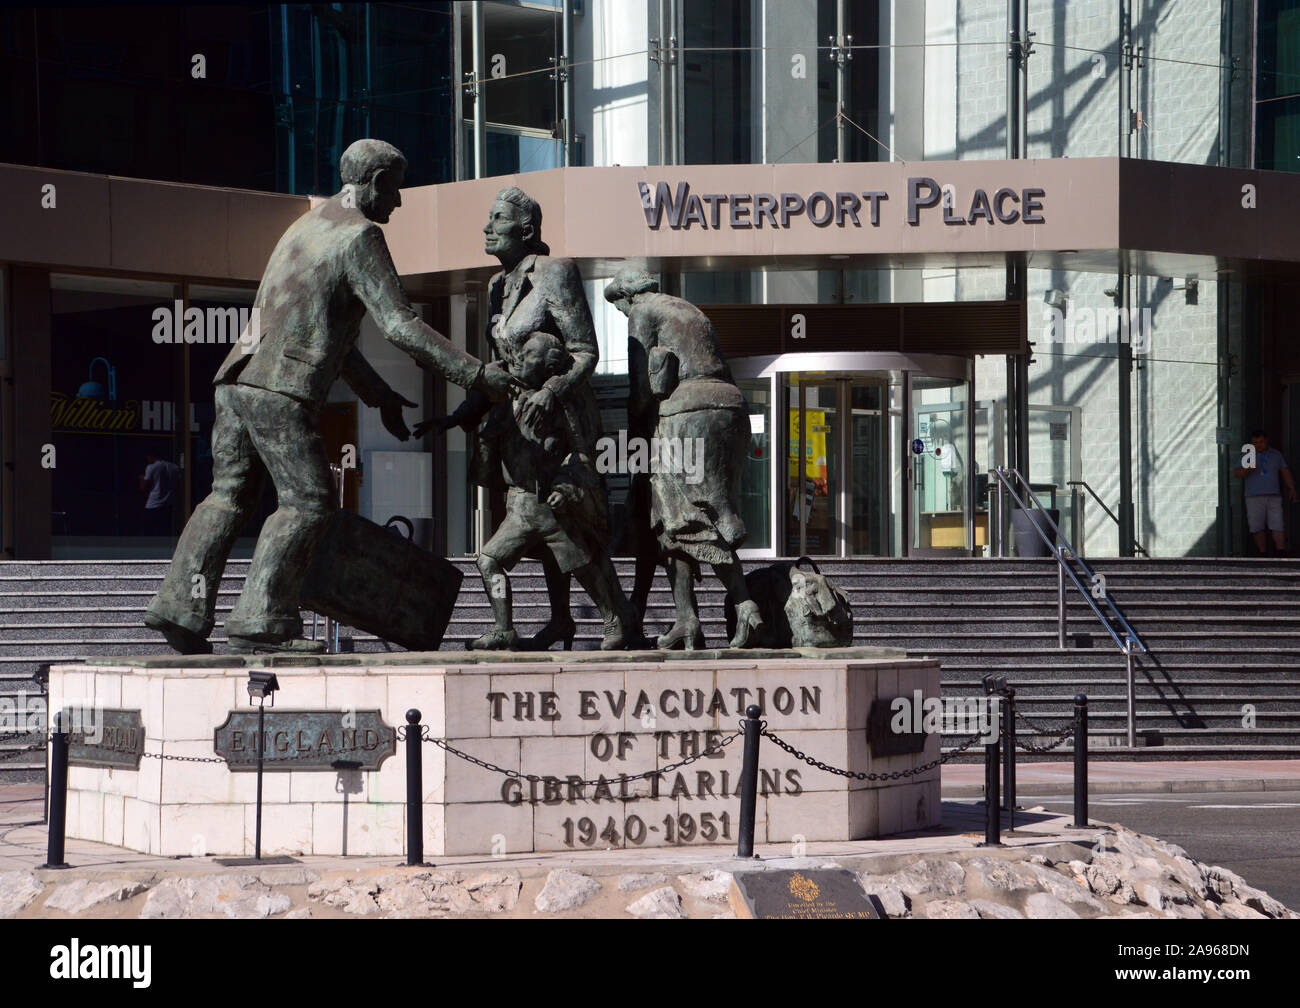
[789,409,829,480]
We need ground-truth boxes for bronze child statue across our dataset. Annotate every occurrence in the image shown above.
[421,332,640,650]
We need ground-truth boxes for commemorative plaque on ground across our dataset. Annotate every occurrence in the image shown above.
[728,869,882,919]
[213,709,395,771]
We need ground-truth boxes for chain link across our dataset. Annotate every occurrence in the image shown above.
[1014,709,1075,737]
[761,727,985,780]
[141,736,392,765]
[0,737,50,763]
[1015,731,1076,753]
[1011,709,1076,752]
[422,727,742,788]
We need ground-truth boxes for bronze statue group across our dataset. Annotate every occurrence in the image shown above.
[144,139,846,657]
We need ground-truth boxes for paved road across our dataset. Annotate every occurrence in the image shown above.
[1029,789,1300,911]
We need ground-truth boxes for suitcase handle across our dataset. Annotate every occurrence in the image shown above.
[384,515,415,540]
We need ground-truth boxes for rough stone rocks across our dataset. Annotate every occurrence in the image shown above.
[44,878,151,914]
[965,857,1040,893]
[883,859,966,898]
[1218,903,1267,920]
[535,870,602,913]
[141,875,291,919]
[627,886,687,919]
[0,871,45,917]
[1024,892,1081,919]
[618,872,669,892]
[856,880,910,919]
[969,899,1024,919]
[677,870,733,905]
[922,899,981,919]
[307,870,522,917]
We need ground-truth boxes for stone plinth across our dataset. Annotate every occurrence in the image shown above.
[47,650,940,858]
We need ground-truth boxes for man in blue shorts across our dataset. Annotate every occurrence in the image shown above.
[1234,428,1298,555]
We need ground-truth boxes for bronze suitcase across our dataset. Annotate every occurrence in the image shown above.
[301,510,463,651]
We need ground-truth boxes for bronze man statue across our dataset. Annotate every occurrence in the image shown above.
[605,268,763,650]
[144,139,514,654]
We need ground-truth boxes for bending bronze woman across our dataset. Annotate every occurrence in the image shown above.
[605,269,763,649]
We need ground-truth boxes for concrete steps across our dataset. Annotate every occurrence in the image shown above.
[1,556,1298,778]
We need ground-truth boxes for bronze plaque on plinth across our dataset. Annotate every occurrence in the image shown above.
[213,709,395,772]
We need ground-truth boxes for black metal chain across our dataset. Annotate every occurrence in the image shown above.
[761,727,985,780]
[1011,709,1076,752]
[1014,709,1075,737]
[420,726,742,787]
[1015,731,1075,753]
[141,736,392,765]
[0,737,50,763]
[140,751,227,764]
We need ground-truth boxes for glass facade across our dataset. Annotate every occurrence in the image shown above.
[0,4,456,194]
[1258,0,1300,172]
[0,1,1284,560]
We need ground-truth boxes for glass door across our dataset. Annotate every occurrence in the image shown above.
[908,374,973,556]
[848,379,888,556]
[785,377,839,556]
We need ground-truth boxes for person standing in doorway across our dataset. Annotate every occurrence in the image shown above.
[139,451,180,536]
[1234,428,1298,555]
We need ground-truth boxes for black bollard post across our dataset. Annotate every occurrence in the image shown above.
[1001,688,1016,828]
[983,721,1001,846]
[406,709,424,866]
[1073,693,1089,828]
[736,705,762,858]
[253,701,265,860]
[42,711,69,869]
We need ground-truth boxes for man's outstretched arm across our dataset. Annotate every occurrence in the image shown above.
[341,346,416,441]
[349,224,510,397]
[340,345,394,407]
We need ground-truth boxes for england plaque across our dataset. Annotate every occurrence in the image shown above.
[729,869,883,919]
[65,707,145,770]
[213,709,395,772]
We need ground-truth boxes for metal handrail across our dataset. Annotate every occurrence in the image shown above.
[991,466,1149,747]
[1066,480,1148,556]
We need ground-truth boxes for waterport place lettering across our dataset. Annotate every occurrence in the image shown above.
[638,178,1046,230]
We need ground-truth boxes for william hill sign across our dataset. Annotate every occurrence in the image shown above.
[638,178,1046,230]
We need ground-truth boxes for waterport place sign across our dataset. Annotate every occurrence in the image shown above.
[638,178,1046,231]
[213,709,396,772]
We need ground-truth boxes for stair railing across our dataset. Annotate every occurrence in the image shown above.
[990,465,1150,747]
[1066,480,1149,557]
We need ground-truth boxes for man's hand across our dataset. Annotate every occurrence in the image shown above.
[412,415,454,439]
[476,362,522,403]
[380,391,419,441]
[546,483,582,510]
[520,385,556,428]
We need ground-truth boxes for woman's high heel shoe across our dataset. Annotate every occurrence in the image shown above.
[527,617,577,651]
[656,618,705,651]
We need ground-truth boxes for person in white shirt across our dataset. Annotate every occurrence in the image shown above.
[1233,428,1298,556]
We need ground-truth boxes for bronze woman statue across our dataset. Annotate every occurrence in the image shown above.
[605,268,763,649]
[421,187,639,650]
